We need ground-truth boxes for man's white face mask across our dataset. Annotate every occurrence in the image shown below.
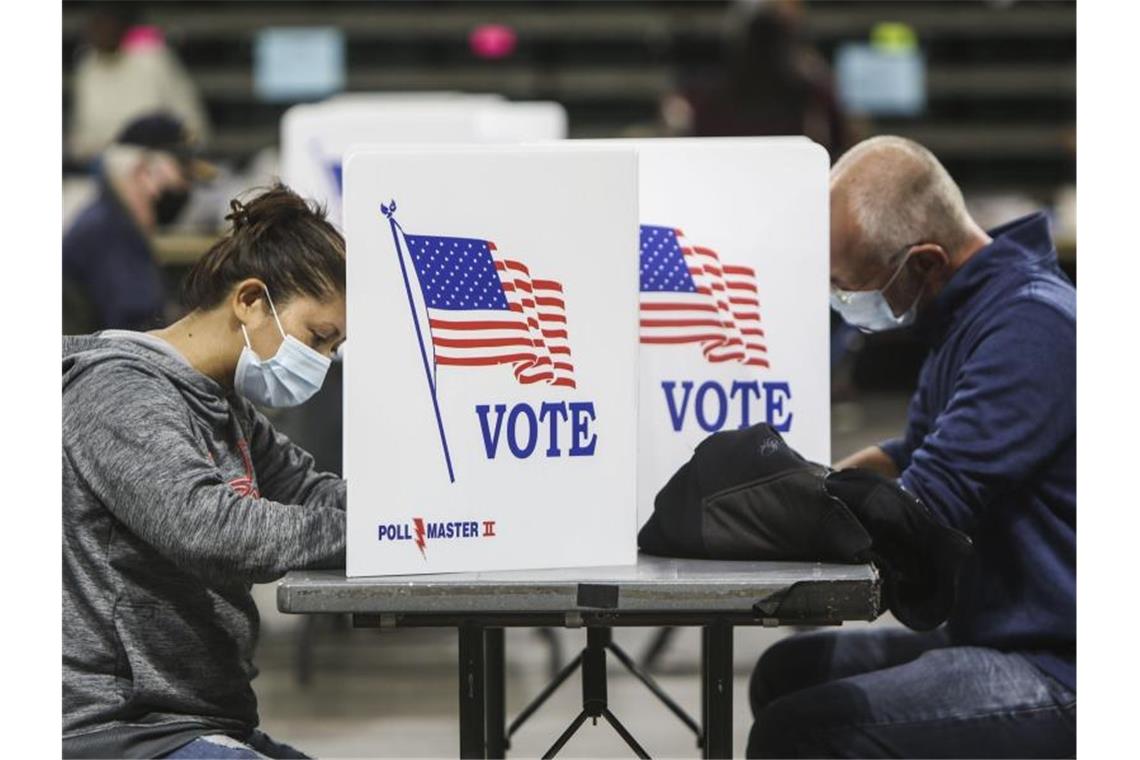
[830,251,922,333]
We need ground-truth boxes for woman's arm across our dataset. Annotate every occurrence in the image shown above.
[241,401,346,511]
[64,365,344,586]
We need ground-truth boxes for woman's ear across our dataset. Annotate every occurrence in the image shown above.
[231,278,269,328]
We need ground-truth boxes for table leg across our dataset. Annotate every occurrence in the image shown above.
[700,628,708,751]
[459,624,487,759]
[702,623,734,759]
[485,628,507,758]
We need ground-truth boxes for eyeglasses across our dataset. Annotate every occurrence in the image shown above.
[832,243,920,298]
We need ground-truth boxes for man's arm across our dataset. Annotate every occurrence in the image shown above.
[835,445,900,478]
[837,365,932,476]
[898,298,1076,535]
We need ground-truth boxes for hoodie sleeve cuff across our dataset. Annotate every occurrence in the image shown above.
[879,437,911,474]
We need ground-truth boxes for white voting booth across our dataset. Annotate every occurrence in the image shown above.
[550,137,831,527]
[629,138,831,527]
[342,146,640,577]
[281,97,567,227]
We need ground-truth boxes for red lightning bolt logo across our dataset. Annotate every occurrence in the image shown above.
[413,517,427,559]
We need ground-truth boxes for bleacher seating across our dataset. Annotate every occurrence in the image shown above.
[62,0,1075,197]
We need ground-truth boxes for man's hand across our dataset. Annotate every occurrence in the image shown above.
[834,445,900,479]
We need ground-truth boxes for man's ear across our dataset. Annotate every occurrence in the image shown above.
[133,158,161,199]
[907,244,950,277]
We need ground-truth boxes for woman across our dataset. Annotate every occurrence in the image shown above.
[63,184,347,759]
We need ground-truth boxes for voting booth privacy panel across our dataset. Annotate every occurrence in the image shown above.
[343,146,639,577]
[281,98,568,227]
[628,138,831,527]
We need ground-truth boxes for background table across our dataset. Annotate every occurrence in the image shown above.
[277,556,880,758]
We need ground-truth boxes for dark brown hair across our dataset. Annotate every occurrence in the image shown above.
[181,183,346,312]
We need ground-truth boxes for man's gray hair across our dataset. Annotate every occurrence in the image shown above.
[100,144,150,182]
[831,135,974,264]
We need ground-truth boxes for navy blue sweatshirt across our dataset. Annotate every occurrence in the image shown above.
[63,180,165,331]
[880,213,1075,691]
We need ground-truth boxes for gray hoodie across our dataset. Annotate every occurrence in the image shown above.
[62,333,346,758]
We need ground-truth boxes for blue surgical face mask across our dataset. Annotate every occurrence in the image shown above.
[234,289,331,407]
[830,253,922,333]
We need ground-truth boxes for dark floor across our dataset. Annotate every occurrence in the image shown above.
[250,392,910,758]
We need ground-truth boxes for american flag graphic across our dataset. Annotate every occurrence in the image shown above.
[403,232,577,388]
[639,225,769,368]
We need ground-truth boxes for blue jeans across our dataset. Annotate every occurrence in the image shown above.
[162,730,310,759]
[747,627,1075,758]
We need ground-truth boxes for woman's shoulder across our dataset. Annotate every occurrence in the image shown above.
[63,336,186,423]
[64,335,169,387]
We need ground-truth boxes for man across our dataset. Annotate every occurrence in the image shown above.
[63,113,214,332]
[746,136,1075,757]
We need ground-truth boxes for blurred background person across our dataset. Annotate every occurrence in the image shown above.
[67,1,210,166]
[661,0,851,155]
[63,113,215,334]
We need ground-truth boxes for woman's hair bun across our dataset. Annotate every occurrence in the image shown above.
[225,198,250,230]
[181,182,345,312]
[226,187,317,238]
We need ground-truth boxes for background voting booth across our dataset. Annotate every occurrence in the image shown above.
[342,146,640,577]
[281,97,568,227]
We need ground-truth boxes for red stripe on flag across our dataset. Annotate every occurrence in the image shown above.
[429,319,527,331]
[437,354,535,366]
[640,318,731,328]
[641,334,728,344]
[727,281,758,292]
[641,302,719,313]
[722,265,755,276]
[536,296,565,308]
[434,336,536,349]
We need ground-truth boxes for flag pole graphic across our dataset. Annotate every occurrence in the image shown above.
[382,201,456,483]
